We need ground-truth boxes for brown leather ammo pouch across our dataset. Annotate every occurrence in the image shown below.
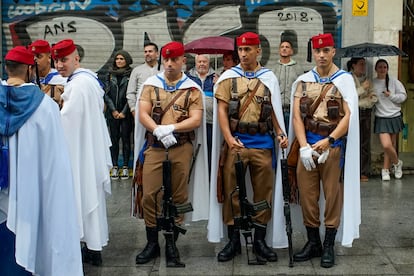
[327,99,340,121]
[151,87,163,124]
[299,82,313,120]
[258,86,273,134]
[327,86,340,121]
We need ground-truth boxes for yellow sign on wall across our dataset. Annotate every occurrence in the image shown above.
[353,0,368,16]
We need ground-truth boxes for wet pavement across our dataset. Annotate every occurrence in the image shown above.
[84,173,414,275]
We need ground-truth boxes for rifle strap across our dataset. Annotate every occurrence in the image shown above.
[307,82,333,116]
[238,80,262,119]
[154,87,188,118]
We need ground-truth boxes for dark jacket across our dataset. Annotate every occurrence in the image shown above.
[104,69,132,117]
[186,67,215,94]
[104,50,133,118]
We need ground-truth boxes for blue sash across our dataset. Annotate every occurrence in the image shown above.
[234,132,277,168]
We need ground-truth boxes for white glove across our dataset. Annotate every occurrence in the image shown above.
[153,124,175,140]
[160,134,177,148]
[317,149,330,164]
[300,144,317,171]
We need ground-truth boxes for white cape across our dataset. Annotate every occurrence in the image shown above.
[61,68,112,250]
[288,68,361,247]
[7,95,83,275]
[133,72,209,221]
[207,66,289,248]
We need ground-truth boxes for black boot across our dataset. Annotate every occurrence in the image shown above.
[253,224,277,262]
[293,227,322,262]
[165,230,185,267]
[320,228,337,268]
[136,227,160,264]
[81,245,102,266]
[217,225,241,262]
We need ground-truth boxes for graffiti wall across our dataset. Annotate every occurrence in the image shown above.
[2,0,343,74]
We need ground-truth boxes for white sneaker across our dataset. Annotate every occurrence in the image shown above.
[111,166,119,180]
[120,166,129,180]
[393,159,403,179]
[381,169,390,181]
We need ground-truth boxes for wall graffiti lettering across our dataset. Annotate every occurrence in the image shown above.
[6,0,93,20]
[44,21,77,37]
[276,11,311,22]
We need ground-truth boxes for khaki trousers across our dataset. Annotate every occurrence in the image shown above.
[297,147,343,229]
[222,148,274,225]
[142,143,193,227]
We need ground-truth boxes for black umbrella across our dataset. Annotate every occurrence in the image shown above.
[336,42,407,58]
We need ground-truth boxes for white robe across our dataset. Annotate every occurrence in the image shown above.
[61,68,112,250]
[288,68,361,247]
[133,72,209,221]
[207,66,289,248]
[5,89,83,275]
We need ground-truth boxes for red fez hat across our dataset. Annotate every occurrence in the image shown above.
[311,33,334,49]
[161,41,184,58]
[236,32,260,46]
[5,46,35,65]
[51,39,76,59]
[29,40,51,54]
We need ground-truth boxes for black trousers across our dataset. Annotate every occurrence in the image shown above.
[359,108,372,176]
[108,115,132,167]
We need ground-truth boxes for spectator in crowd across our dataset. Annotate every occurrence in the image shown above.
[273,39,303,130]
[0,46,82,276]
[373,59,407,181]
[127,42,162,118]
[52,39,112,266]
[222,51,239,72]
[347,57,377,182]
[186,54,217,173]
[104,50,134,180]
[29,39,66,108]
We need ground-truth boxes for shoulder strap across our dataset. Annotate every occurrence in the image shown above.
[159,88,188,117]
[310,83,333,115]
[238,80,262,119]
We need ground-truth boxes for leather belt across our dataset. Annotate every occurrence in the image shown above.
[305,118,337,137]
[237,121,269,135]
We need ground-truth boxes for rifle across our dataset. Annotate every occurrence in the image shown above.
[34,61,41,86]
[231,150,270,265]
[281,148,294,267]
[188,143,201,184]
[155,150,193,267]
